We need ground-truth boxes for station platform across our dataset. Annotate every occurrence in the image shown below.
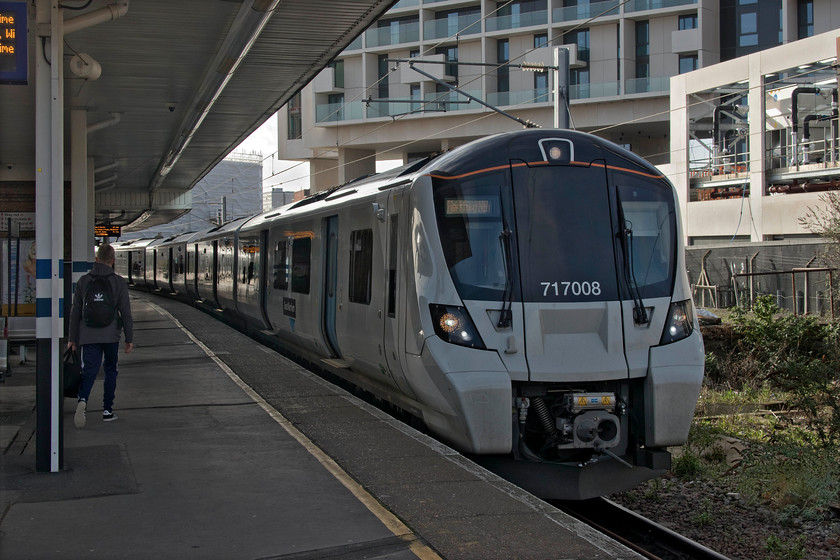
[0,292,640,559]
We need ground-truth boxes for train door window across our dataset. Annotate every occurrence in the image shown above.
[349,229,373,304]
[387,216,398,317]
[291,237,311,294]
[273,239,288,290]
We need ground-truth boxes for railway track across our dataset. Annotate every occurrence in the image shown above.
[552,497,731,560]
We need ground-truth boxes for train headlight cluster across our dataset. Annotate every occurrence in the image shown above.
[430,304,486,349]
[659,299,695,345]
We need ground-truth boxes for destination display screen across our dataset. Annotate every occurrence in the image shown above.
[445,197,499,217]
[0,2,28,85]
[95,225,122,237]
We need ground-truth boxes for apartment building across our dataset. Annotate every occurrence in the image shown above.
[277,0,839,219]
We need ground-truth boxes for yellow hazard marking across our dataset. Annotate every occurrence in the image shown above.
[602,396,611,405]
[578,397,587,406]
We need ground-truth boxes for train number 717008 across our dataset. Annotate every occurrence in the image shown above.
[541,281,602,297]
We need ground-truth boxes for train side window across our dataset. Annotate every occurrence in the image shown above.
[273,240,288,290]
[291,237,311,294]
[349,229,373,304]
[387,216,398,317]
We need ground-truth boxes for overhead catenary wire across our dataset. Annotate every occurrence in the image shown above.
[153,4,838,230]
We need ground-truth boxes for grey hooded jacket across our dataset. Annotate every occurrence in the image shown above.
[68,262,134,346]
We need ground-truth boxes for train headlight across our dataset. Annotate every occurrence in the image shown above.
[429,304,486,349]
[659,299,695,345]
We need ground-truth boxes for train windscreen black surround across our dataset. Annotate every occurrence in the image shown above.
[433,161,676,304]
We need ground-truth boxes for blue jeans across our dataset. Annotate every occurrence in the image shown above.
[78,342,120,412]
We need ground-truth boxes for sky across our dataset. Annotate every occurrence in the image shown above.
[231,116,311,194]
[231,112,403,196]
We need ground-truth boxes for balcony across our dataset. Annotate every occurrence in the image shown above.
[486,9,548,32]
[313,68,343,95]
[366,22,420,47]
[487,88,551,107]
[390,0,418,8]
[345,36,363,51]
[626,0,697,12]
[315,101,364,123]
[672,27,700,54]
[624,76,670,94]
[424,13,481,40]
[569,81,620,99]
[553,0,619,23]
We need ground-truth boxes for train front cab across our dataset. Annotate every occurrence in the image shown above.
[404,130,705,498]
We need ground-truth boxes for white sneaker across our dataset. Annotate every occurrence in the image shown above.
[74,399,87,428]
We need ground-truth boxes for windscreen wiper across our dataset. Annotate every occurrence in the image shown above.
[616,191,649,325]
[497,225,514,328]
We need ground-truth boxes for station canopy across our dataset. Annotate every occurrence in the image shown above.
[0,0,396,232]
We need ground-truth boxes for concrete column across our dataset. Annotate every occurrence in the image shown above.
[338,148,376,184]
[748,57,766,242]
[309,158,339,193]
[71,109,92,291]
[670,76,690,245]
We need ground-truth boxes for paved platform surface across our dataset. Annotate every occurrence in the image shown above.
[0,292,641,559]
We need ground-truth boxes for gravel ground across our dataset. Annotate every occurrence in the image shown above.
[612,475,840,560]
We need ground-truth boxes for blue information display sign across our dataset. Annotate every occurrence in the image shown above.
[0,1,27,85]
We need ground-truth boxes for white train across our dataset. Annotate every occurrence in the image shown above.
[115,129,705,499]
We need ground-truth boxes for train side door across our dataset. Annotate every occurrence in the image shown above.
[323,215,341,357]
[380,187,416,397]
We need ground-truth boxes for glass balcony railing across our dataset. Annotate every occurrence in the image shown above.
[366,100,424,118]
[366,22,420,47]
[624,76,670,94]
[627,0,697,12]
[487,88,551,107]
[423,90,482,112]
[424,13,481,40]
[345,36,363,51]
[486,10,548,32]
[315,101,364,123]
[390,0,418,9]
[569,81,620,99]
[553,0,619,23]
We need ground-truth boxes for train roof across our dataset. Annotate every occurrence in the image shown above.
[240,159,431,233]
[423,129,667,183]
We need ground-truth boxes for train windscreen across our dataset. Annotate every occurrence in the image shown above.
[433,163,676,304]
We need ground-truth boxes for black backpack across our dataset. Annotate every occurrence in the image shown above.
[82,274,117,328]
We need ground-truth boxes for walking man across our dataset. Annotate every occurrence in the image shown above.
[67,243,134,428]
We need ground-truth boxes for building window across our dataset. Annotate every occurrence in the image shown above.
[564,28,589,87]
[739,11,758,47]
[635,20,649,79]
[329,59,344,89]
[720,0,781,61]
[678,14,697,30]
[534,33,548,49]
[349,229,373,304]
[679,54,698,74]
[798,0,814,39]
[328,93,344,121]
[435,45,458,79]
[378,54,389,99]
[497,39,509,94]
[435,7,480,37]
[291,237,311,294]
[287,93,301,140]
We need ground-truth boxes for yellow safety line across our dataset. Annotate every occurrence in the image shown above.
[150,302,442,560]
